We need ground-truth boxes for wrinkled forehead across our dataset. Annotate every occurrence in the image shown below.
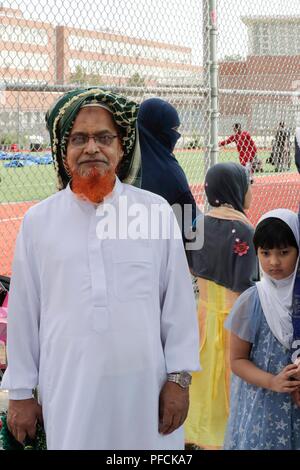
[81,102,112,113]
[71,105,119,132]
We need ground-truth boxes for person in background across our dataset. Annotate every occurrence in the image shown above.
[219,123,261,173]
[1,87,200,450]
[269,121,291,172]
[138,98,198,250]
[295,127,300,174]
[224,209,300,450]
[184,162,258,449]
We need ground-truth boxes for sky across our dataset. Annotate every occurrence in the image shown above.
[218,0,300,59]
[4,0,300,64]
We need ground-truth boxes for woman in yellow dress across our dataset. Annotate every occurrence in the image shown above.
[185,162,259,449]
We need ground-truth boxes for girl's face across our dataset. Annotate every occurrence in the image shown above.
[258,245,298,280]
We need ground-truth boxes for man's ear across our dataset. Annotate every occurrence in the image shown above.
[118,146,124,162]
[115,147,124,175]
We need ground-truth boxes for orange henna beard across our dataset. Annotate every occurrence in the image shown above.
[71,167,116,203]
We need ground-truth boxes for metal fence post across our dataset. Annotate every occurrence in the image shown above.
[203,0,219,178]
[208,0,219,167]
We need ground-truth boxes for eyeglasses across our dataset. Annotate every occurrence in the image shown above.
[69,133,119,148]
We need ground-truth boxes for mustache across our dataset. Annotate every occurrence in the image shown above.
[78,156,109,165]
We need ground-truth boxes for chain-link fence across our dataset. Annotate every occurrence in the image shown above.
[0,0,300,275]
[217,0,300,227]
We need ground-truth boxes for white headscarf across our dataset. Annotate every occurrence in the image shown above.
[256,209,299,349]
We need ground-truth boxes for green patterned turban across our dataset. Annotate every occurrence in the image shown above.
[45,87,141,189]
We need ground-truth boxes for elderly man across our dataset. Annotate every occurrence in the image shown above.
[1,88,199,450]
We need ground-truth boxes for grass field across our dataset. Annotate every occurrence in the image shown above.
[0,164,56,203]
[177,149,298,184]
[0,149,297,203]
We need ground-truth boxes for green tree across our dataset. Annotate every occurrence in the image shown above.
[0,132,29,148]
[127,73,145,87]
[87,73,103,86]
[222,54,243,62]
[69,65,87,85]
[69,65,103,86]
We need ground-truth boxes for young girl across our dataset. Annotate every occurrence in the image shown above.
[224,208,300,450]
[292,207,300,404]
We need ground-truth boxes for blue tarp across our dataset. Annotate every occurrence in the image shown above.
[0,152,53,166]
[4,160,25,168]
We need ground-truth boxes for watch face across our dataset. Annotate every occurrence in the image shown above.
[180,372,192,387]
[167,371,192,388]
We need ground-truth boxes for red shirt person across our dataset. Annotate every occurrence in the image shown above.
[219,123,257,167]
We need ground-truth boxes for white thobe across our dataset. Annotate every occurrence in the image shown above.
[2,178,199,450]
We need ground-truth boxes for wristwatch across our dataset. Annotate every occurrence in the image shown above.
[167,371,192,388]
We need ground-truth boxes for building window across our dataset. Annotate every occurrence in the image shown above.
[0,51,49,71]
[0,24,48,46]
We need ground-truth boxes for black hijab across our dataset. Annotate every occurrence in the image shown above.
[187,162,259,293]
[138,98,192,205]
[205,162,249,213]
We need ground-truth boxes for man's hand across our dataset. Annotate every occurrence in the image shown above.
[7,398,43,444]
[158,381,189,435]
[269,364,300,393]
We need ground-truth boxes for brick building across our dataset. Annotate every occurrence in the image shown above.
[0,6,202,145]
[55,25,200,86]
[218,16,300,134]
